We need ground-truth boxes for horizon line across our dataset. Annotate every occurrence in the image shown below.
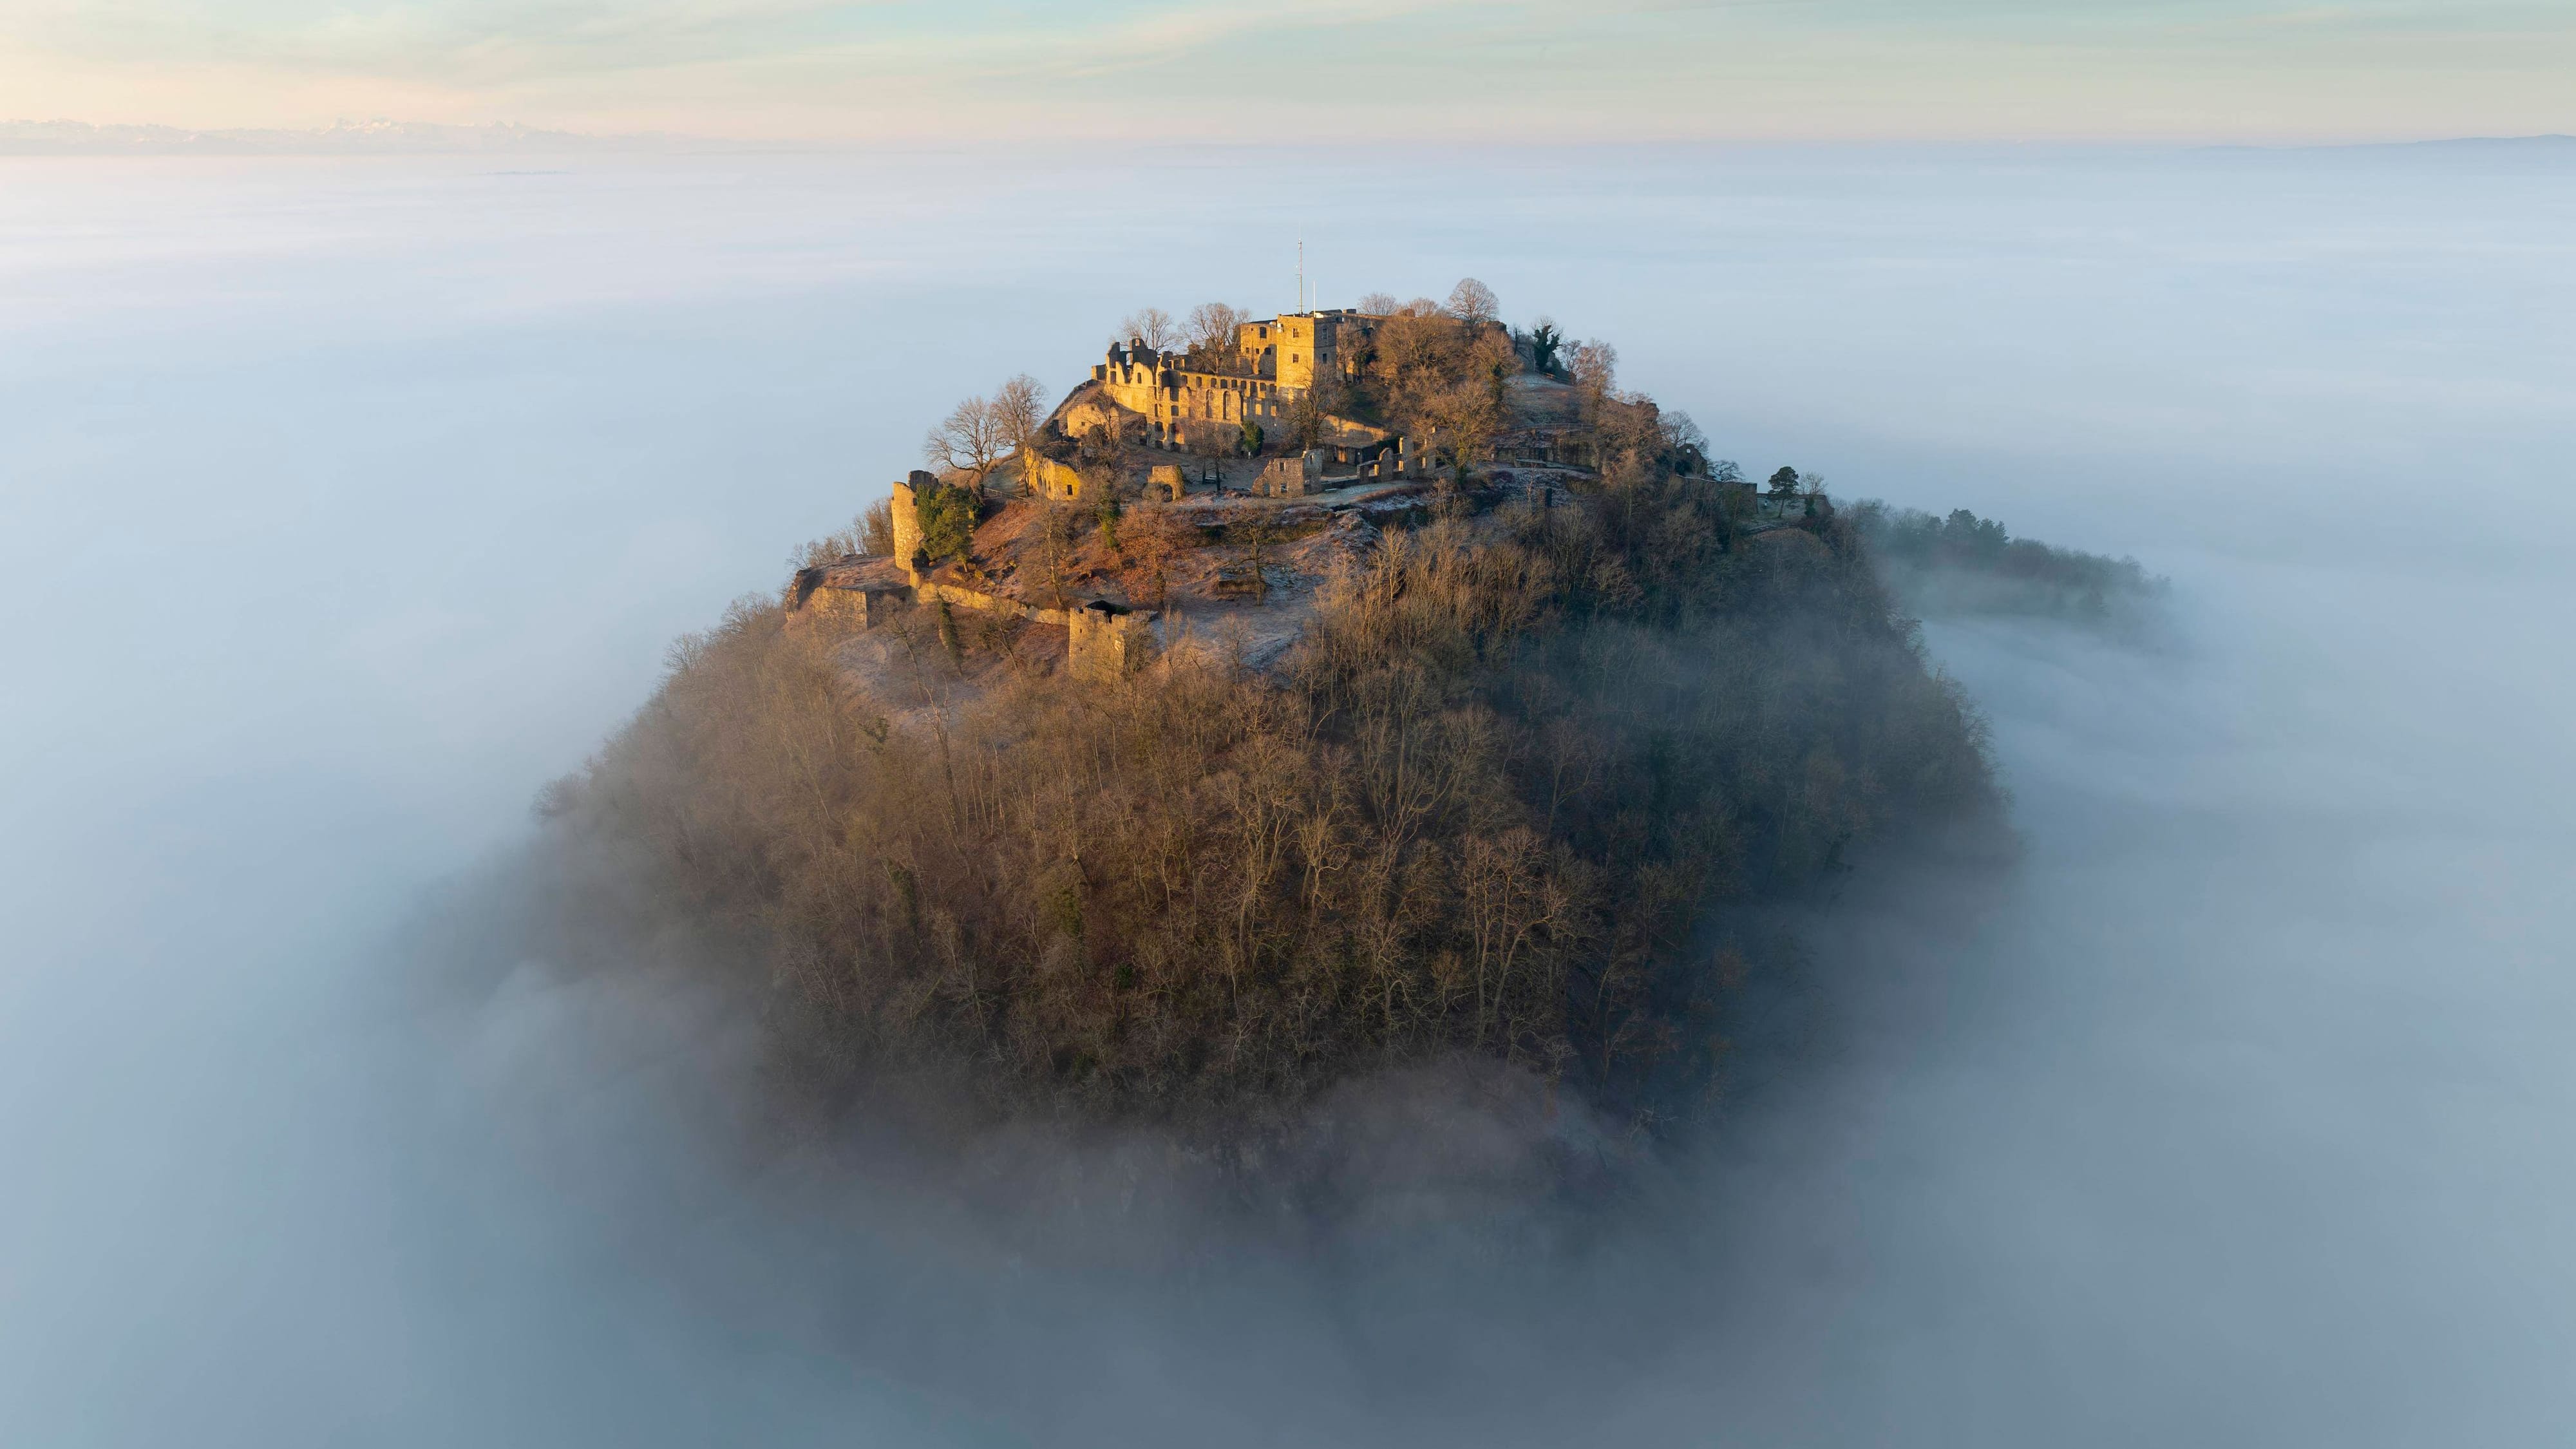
[5,117,2574,158]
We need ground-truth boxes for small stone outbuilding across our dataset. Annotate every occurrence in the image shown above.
[1256,450,1327,497]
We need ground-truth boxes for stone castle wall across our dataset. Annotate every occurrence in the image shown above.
[1092,308,1383,449]
[791,544,1159,683]
[910,577,1159,682]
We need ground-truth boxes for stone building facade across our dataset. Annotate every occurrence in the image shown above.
[1256,451,1323,497]
[1090,308,1385,448]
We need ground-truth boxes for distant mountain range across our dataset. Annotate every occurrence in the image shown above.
[2195,133,2576,167]
[10,120,2570,158]
[2387,133,2576,149]
[0,119,694,155]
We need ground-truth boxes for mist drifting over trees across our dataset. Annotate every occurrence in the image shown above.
[537,477,1997,1141]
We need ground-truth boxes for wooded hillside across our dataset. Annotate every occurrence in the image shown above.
[542,465,1998,1135]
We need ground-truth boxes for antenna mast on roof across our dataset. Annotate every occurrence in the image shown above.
[1296,239,1305,313]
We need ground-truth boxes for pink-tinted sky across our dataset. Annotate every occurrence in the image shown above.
[6,0,2574,143]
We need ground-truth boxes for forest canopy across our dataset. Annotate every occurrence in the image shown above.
[518,287,2070,1143]
[542,482,2001,1139]
[1853,501,2166,623]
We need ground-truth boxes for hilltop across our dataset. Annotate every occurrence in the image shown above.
[786,290,1817,700]
[536,285,2003,1141]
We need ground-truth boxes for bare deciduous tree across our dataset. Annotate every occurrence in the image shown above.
[1357,291,1399,316]
[925,374,1047,498]
[933,598,964,670]
[1457,827,1569,1047]
[1077,409,1132,468]
[1281,370,1347,453]
[1036,500,1075,609]
[788,512,872,572]
[994,374,1046,455]
[925,393,1010,493]
[1184,419,1234,484]
[1660,410,1709,475]
[1119,307,1178,351]
[1366,310,1464,433]
[1468,325,1520,391]
[1234,516,1282,604]
[860,498,895,556]
[1593,394,1663,472]
[992,373,1050,496]
[1566,339,1618,398]
[1445,278,1499,327]
[1121,504,1188,611]
[1421,371,1508,476]
[1188,303,1250,353]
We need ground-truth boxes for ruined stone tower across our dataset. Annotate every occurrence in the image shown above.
[889,469,931,581]
[1067,600,1157,683]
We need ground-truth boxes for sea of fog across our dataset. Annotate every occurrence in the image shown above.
[3,144,2571,1446]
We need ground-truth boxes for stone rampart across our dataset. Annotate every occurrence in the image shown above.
[913,579,1157,682]
[786,556,914,632]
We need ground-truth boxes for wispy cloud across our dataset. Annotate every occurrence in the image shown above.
[6,0,2572,140]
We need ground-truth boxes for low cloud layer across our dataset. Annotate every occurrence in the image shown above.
[364,545,2575,1448]
[1,146,2570,1444]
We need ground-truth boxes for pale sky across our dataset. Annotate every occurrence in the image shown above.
[5,0,2573,143]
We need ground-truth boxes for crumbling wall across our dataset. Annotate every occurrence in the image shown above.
[789,585,904,630]
[1025,454,1085,502]
[1053,383,1146,443]
[914,579,1157,682]
[787,553,914,630]
[1067,601,1157,683]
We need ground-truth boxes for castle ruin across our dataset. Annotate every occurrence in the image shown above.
[1088,309,1381,448]
[784,296,1592,685]
[790,469,1159,683]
